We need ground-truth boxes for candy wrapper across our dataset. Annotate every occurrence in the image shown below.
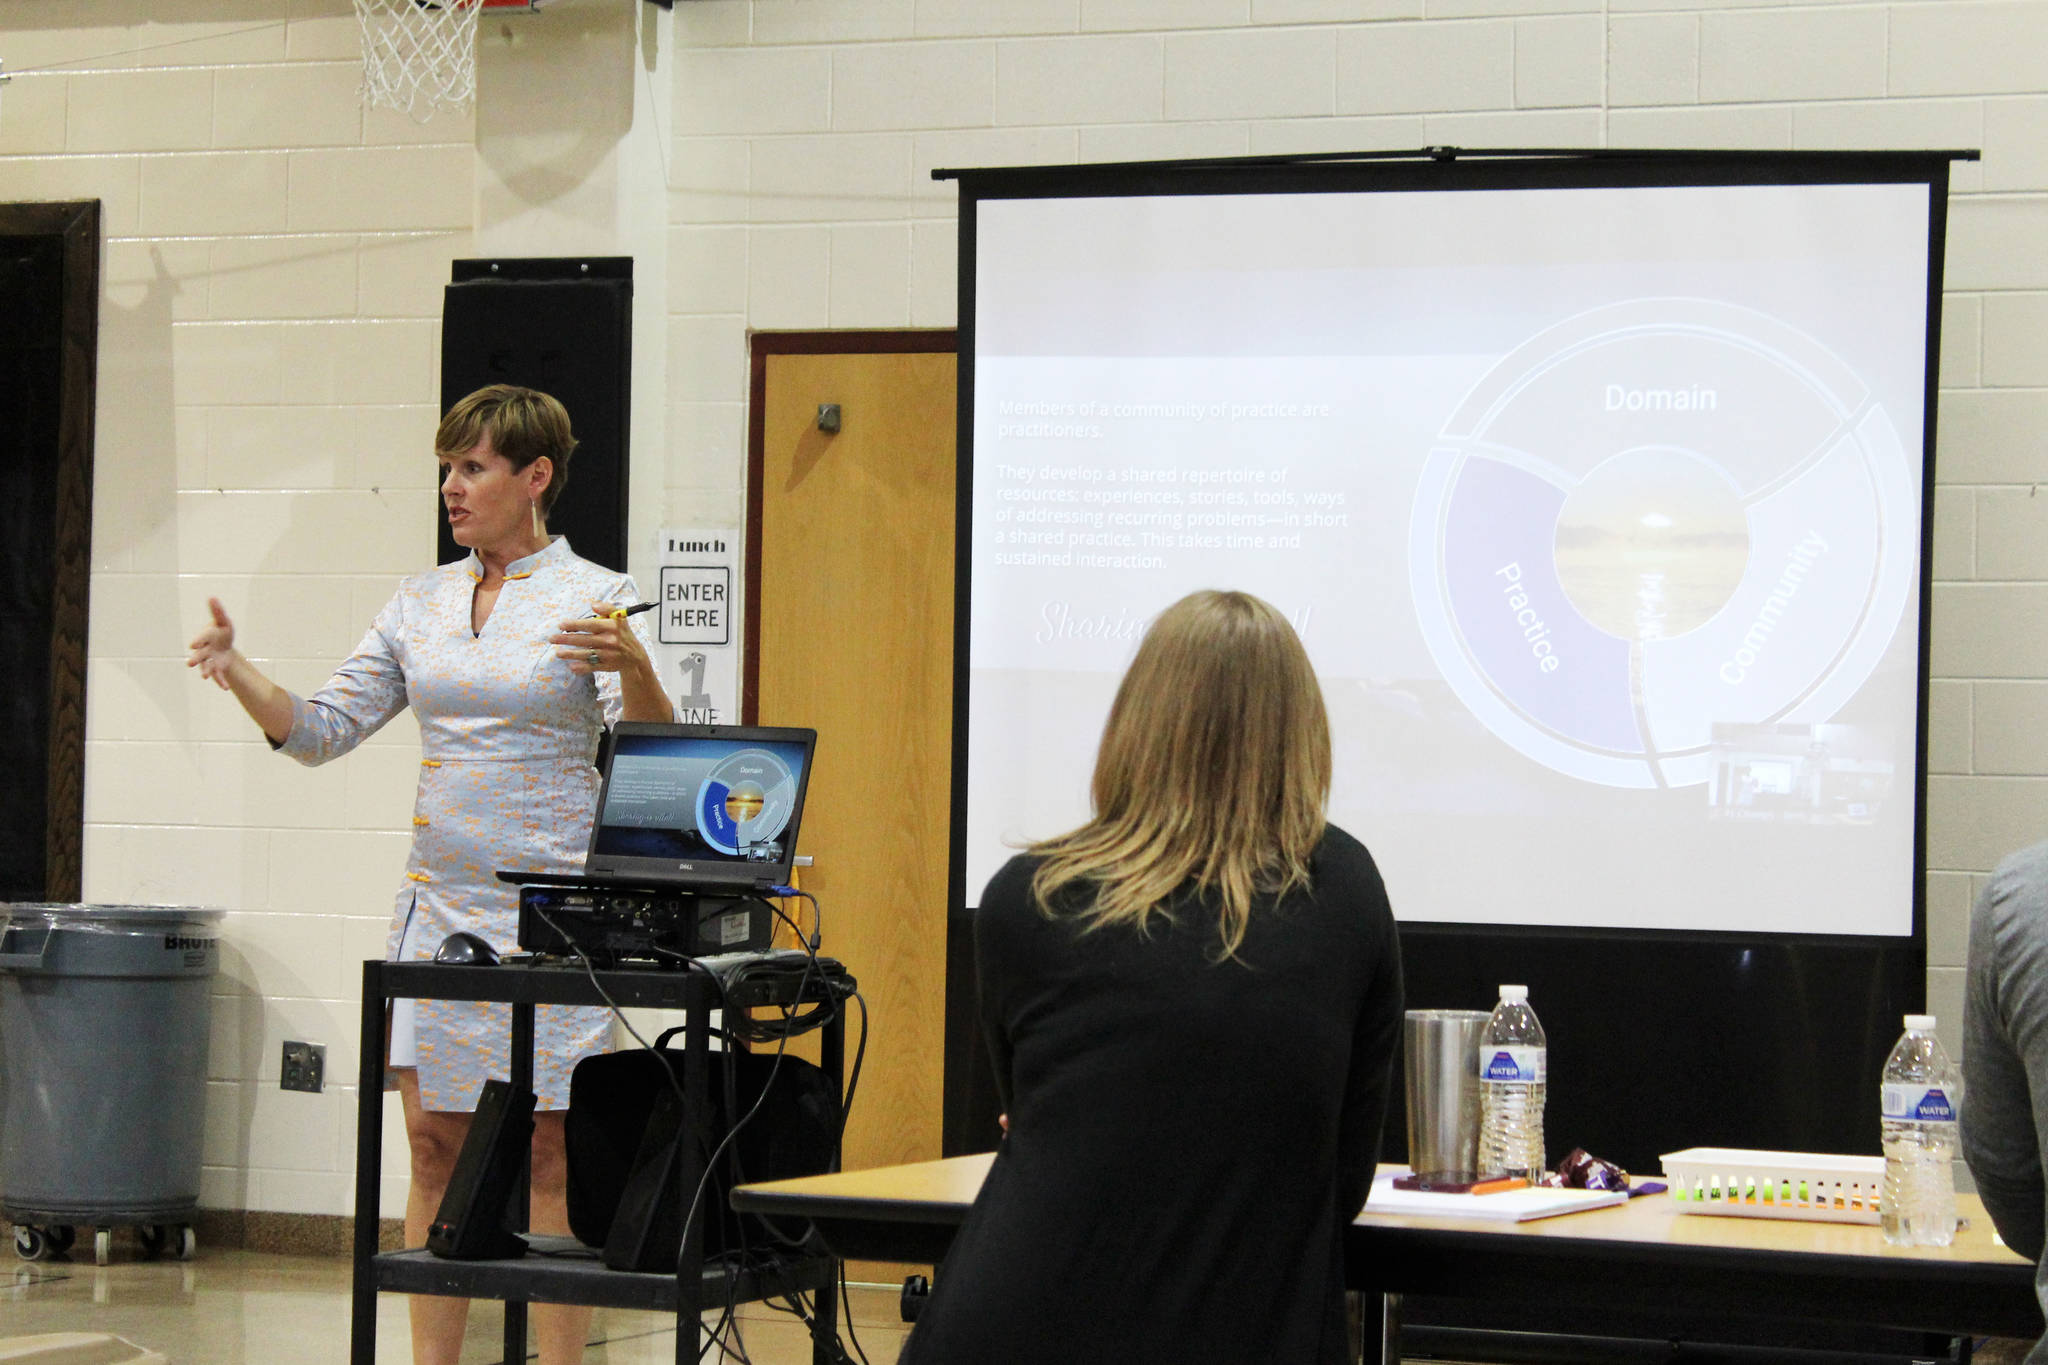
[1539,1147,1630,1191]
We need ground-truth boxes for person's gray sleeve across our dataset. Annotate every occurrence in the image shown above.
[1962,851,2048,1264]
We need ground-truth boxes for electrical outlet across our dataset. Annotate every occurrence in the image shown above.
[281,1041,325,1094]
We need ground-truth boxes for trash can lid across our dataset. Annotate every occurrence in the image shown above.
[2,903,227,926]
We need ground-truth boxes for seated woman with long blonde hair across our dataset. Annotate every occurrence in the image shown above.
[901,589,1404,1365]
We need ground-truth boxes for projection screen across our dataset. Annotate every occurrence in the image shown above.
[952,155,1947,942]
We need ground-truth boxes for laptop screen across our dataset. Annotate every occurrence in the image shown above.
[585,723,817,889]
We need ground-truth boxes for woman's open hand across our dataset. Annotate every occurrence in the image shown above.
[185,598,292,739]
[187,597,239,689]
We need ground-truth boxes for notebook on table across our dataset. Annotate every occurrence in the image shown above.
[1363,1170,1628,1223]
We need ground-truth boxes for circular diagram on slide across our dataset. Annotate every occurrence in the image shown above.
[696,749,800,857]
[1408,298,1918,789]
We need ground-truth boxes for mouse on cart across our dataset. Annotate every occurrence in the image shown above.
[433,931,499,966]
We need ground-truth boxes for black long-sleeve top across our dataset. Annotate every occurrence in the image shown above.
[900,824,1404,1365]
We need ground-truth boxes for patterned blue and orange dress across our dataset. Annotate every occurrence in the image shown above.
[276,537,665,1112]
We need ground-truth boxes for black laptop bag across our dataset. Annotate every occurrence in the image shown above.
[564,1027,838,1269]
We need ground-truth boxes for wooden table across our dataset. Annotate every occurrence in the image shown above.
[733,1153,2041,1362]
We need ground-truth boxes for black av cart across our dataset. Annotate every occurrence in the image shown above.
[349,959,844,1364]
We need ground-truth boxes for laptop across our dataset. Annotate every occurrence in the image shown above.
[502,722,817,896]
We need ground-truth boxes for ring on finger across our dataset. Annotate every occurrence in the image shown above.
[586,649,601,664]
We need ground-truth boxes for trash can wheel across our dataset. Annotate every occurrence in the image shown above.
[138,1224,194,1261]
[9,1225,74,1261]
[12,1225,47,1261]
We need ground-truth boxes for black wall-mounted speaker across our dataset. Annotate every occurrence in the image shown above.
[440,257,633,573]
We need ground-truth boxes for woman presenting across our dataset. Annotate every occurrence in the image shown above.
[187,385,671,1365]
[901,589,1404,1365]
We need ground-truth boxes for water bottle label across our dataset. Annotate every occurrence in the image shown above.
[1480,1046,1546,1083]
[1881,1083,1956,1122]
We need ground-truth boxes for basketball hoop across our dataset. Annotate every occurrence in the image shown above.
[354,0,485,121]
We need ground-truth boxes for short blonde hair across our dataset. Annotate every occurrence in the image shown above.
[435,385,578,516]
[1029,589,1331,961]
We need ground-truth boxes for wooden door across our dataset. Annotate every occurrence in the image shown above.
[750,339,957,1202]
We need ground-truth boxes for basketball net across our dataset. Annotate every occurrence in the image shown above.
[355,0,482,121]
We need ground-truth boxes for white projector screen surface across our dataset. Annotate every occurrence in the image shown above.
[964,178,1931,937]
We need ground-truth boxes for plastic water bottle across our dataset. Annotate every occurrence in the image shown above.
[1477,984,1546,1179]
[1879,1013,1960,1247]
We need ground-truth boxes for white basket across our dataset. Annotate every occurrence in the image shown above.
[1660,1147,1885,1224]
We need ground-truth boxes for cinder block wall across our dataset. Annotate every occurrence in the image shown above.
[664,0,2046,1075]
[1,0,2036,1215]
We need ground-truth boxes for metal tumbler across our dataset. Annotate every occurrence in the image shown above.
[1403,1008,1490,1179]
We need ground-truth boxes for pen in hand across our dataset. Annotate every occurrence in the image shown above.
[608,602,658,620]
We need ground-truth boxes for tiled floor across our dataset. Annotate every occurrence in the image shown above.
[3,1245,910,1364]
[8,1244,2028,1364]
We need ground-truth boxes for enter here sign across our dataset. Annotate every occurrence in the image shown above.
[658,566,730,646]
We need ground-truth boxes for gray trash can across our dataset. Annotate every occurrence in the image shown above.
[0,904,223,1264]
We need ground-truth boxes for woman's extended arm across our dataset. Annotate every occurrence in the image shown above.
[192,594,412,761]
[187,598,294,743]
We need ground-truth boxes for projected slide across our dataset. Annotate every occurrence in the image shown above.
[1413,297,1916,790]
[963,176,1933,937]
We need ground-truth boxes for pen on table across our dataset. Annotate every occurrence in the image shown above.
[608,602,658,619]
